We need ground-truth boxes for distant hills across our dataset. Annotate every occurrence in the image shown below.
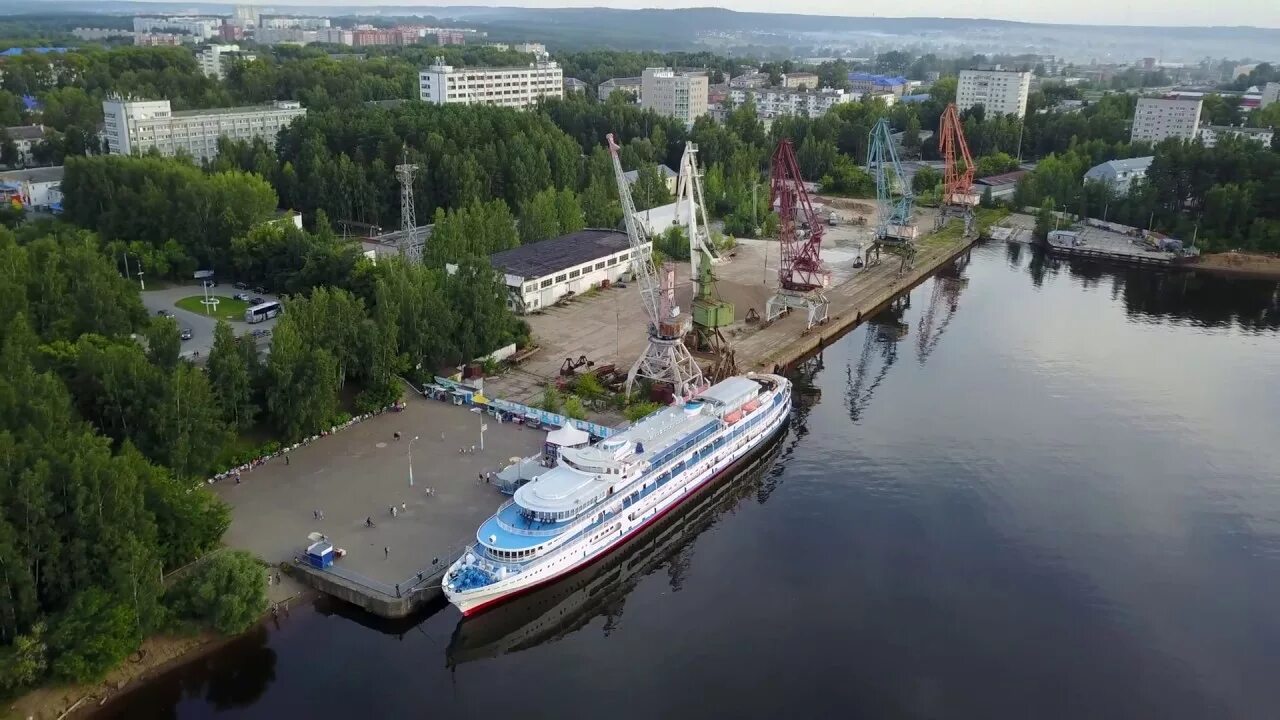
[6,3,1279,61]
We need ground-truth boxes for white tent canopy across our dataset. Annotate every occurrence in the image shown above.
[545,424,590,447]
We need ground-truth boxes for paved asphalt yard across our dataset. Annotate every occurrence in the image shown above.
[140,283,281,360]
[214,392,545,586]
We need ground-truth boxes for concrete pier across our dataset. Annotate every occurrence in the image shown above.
[215,394,543,618]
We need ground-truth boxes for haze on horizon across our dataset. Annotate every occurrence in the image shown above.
[262,0,1280,30]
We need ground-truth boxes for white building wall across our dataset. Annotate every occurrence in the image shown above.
[419,62,564,109]
[1130,98,1202,143]
[197,44,251,80]
[1197,125,1274,149]
[101,98,305,162]
[641,68,709,126]
[510,244,649,313]
[729,88,855,119]
[1263,82,1280,109]
[957,69,1032,118]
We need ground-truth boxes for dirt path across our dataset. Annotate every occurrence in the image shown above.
[1189,251,1280,279]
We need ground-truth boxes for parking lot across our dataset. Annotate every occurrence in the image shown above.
[140,282,282,360]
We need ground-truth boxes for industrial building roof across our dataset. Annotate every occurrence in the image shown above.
[975,169,1028,187]
[849,72,908,87]
[622,164,676,184]
[0,166,64,184]
[4,125,46,141]
[489,229,633,281]
[1086,156,1154,176]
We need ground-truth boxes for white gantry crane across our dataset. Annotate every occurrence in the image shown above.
[608,133,705,401]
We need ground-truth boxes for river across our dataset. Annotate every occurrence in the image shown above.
[103,242,1280,720]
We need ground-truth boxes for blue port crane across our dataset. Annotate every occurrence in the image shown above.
[866,117,918,244]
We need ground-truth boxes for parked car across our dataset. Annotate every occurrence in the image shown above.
[180,328,193,341]
[253,286,267,294]
[234,292,250,302]
[234,281,249,290]
[155,309,167,315]
[250,297,264,305]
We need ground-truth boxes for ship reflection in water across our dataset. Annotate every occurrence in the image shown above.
[446,431,787,667]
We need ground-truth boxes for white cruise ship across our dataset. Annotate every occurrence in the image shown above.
[443,373,792,616]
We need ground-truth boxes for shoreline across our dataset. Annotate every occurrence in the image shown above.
[5,585,313,720]
[1181,253,1280,280]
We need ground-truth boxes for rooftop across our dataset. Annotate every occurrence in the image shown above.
[1087,156,1154,175]
[849,72,907,86]
[0,166,64,184]
[622,164,676,184]
[600,76,642,86]
[171,101,303,117]
[489,229,634,280]
[4,125,46,141]
[975,169,1028,187]
[1203,125,1273,135]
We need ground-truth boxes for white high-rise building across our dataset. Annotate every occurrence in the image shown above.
[1130,97,1202,144]
[641,68,709,126]
[418,60,563,109]
[1262,82,1280,109]
[956,69,1032,118]
[197,44,255,80]
[101,98,305,162]
[132,16,221,41]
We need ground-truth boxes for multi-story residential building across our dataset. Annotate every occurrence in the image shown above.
[956,69,1032,118]
[233,5,260,28]
[317,28,354,45]
[598,76,642,102]
[254,28,318,45]
[2,125,47,167]
[780,72,820,90]
[134,33,184,47]
[514,42,546,55]
[563,78,588,94]
[418,60,564,109]
[1130,97,1202,143]
[260,16,330,30]
[72,27,134,41]
[849,73,908,97]
[729,87,855,119]
[640,68,709,126]
[729,72,769,89]
[1197,124,1274,149]
[197,44,255,80]
[101,98,305,162]
[1262,82,1280,109]
[132,16,220,41]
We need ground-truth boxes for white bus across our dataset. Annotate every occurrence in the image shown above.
[245,300,282,324]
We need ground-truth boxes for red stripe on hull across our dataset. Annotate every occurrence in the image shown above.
[460,417,787,617]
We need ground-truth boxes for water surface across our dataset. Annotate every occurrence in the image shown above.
[105,244,1280,720]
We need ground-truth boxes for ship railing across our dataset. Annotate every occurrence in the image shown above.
[495,516,566,537]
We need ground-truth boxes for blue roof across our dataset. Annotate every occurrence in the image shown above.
[0,47,69,56]
[849,72,908,87]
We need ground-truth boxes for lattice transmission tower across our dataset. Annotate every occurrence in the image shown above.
[395,151,422,264]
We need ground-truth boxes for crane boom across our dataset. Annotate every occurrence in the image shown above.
[607,133,704,400]
[867,117,917,242]
[771,139,830,291]
[608,133,665,332]
[939,103,978,208]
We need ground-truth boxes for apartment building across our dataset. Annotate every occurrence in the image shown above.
[2,125,48,167]
[1261,82,1280,109]
[957,69,1032,118]
[641,68,709,126]
[780,72,820,90]
[849,73,908,97]
[598,76,642,102]
[197,44,255,80]
[1197,124,1274,149]
[418,60,564,109]
[132,16,220,41]
[729,87,855,119]
[101,98,305,162]
[1130,97,1202,143]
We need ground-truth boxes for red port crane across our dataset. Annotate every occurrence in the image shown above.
[771,139,831,292]
[939,103,978,209]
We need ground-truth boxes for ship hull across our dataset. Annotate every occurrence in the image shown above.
[450,393,791,617]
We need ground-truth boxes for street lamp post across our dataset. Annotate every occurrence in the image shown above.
[408,435,420,486]
[479,419,488,452]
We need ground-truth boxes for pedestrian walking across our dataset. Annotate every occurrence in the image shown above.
[285,455,290,466]
[440,431,445,442]
[313,509,318,520]
[384,546,389,559]
[319,510,324,521]
[478,471,484,483]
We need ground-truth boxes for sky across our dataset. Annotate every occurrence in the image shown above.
[270,0,1279,29]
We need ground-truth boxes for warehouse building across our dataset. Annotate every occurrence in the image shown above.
[487,229,645,314]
